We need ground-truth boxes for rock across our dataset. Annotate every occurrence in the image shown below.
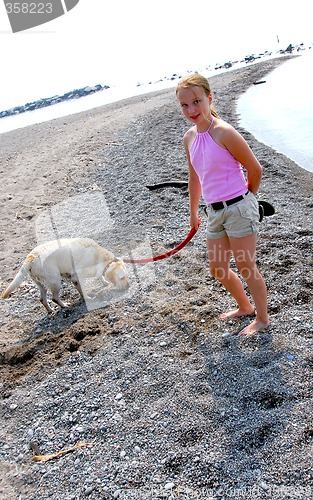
[0,83,110,119]
[164,482,175,490]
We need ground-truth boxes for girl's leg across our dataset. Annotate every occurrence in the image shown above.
[207,236,255,318]
[229,234,270,336]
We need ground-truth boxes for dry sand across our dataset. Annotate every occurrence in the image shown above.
[0,57,312,499]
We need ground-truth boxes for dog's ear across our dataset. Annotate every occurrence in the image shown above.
[104,261,129,289]
[104,260,125,283]
[104,262,117,284]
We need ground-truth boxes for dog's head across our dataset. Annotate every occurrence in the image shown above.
[104,260,130,290]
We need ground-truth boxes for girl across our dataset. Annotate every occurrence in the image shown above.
[176,73,270,337]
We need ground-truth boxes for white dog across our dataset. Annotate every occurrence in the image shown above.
[2,238,130,313]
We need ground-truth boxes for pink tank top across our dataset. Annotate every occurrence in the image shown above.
[189,118,247,204]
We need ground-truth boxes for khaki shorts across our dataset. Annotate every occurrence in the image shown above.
[206,191,260,239]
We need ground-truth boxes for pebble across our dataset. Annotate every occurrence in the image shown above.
[259,482,270,491]
[164,482,175,490]
[115,393,123,400]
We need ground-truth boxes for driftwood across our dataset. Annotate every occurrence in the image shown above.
[30,441,93,462]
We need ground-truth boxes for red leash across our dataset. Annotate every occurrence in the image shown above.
[123,224,200,264]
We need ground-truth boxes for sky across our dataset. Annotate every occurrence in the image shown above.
[0,0,312,109]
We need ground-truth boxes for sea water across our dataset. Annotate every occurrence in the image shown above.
[237,51,313,173]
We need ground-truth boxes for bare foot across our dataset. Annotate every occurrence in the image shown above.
[219,307,255,320]
[238,319,270,337]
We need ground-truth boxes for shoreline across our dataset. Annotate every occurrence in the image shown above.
[1,53,312,176]
[0,57,312,498]
[0,52,300,135]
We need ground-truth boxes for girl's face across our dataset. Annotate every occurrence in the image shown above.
[177,86,212,130]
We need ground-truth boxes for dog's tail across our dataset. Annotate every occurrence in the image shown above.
[2,259,32,299]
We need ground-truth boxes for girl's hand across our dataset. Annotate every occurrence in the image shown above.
[190,214,201,230]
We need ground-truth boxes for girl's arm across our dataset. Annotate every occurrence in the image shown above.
[183,133,202,230]
[220,124,262,194]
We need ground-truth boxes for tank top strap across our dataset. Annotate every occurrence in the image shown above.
[208,116,214,132]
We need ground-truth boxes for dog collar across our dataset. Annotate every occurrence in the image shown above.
[103,258,119,274]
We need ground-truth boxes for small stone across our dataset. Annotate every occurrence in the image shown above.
[115,393,123,400]
[134,446,141,454]
[10,404,18,410]
[85,486,93,495]
[165,482,175,490]
[112,412,123,422]
[260,482,270,491]
[159,341,167,347]
[120,450,126,458]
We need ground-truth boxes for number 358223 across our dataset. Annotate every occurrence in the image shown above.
[5,3,53,14]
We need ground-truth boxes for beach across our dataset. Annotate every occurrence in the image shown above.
[0,57,313,499]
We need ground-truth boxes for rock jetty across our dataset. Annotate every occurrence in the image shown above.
[0,84,110,119]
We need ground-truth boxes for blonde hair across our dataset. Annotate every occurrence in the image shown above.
[176,73,220,118]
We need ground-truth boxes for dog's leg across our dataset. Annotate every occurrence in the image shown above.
[49,278,68,309]
[36,282,54,313]
[51,293,67,308]
[71,274,84,297]
[51,288,67,309]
